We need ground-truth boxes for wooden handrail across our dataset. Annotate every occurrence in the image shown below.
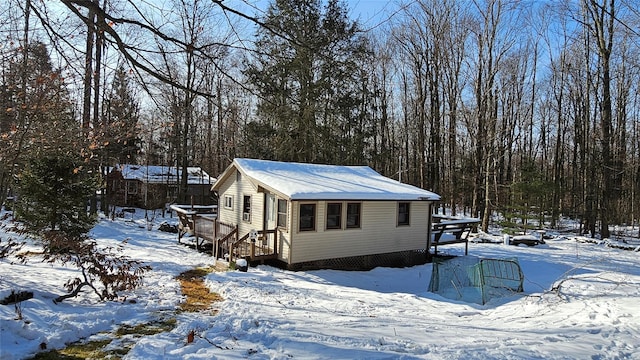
[217,226,238,246]
[215,225,237,261]
[232,232,250,248]
[229,232,250,262]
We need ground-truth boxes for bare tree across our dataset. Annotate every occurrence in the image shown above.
[582,0,616,238]
[468,0,517,231]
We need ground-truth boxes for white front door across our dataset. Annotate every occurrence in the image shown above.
[265,194,277,230]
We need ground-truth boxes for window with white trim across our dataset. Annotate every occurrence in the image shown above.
[277,199,288,228]
[243,195,251,222]
[224,195,233,209]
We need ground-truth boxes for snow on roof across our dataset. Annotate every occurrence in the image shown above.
[231,158,440,201]
[114,164,214,185]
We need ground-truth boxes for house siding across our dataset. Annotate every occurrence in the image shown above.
[288,200,431,264]
[216,170,237,227]
[278,216,292,262]
[217,169,262,236]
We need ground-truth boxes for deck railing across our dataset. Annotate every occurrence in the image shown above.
[216,221,237,241]
[170,205,277,262]
[215,224,237,258]
[218,230,278,261]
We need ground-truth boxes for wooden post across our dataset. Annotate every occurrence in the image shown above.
[192,213,198,251]
[273,230,278,256]
[262,192,268,252]
[213,219,218,259]
[425,201,434,260]
[230,226,238,263]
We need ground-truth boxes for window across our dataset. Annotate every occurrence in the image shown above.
[127,181,138,194]
[398,202,410,226]
[346,203,361,229]
[299,204,316,231]
[277,199,288,228]
[326,203,342,229]
[167,185,178,199]
[224,195,233,209]
[243,195,251,222]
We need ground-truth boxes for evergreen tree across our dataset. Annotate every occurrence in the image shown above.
[15,152,99,238]
[244,0,372,164]
[0,41,95,237]
[508,159,552,232]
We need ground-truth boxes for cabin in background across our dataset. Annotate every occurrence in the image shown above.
[211,158,441,270]
[107,164,215,209]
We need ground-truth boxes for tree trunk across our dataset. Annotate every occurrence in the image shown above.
[82,3,95,130]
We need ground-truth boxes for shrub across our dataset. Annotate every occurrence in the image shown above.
[42,232,151,303]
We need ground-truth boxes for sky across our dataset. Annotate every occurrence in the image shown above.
[228,0,404,30]
[345,0,402,29]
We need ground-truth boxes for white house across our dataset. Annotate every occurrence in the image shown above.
[211,158,441,270]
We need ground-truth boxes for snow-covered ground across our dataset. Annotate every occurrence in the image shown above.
[1,209,639,359]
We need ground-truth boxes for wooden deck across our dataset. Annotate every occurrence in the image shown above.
[431,215,480,255]
[170,204,277,263]
[170,204,217,249]
[218,229,279,263]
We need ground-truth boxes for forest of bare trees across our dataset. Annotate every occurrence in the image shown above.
[1,0,639,237]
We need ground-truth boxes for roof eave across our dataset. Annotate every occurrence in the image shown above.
[288,195,440,202]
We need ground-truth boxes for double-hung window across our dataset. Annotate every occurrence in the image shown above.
[346,203,361,228]
[299,204,316,231]
[326,203,342,229]
[277,199,288,228]
[398,202,410,226]
[243,195,251,222]
[224,195,233,209]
